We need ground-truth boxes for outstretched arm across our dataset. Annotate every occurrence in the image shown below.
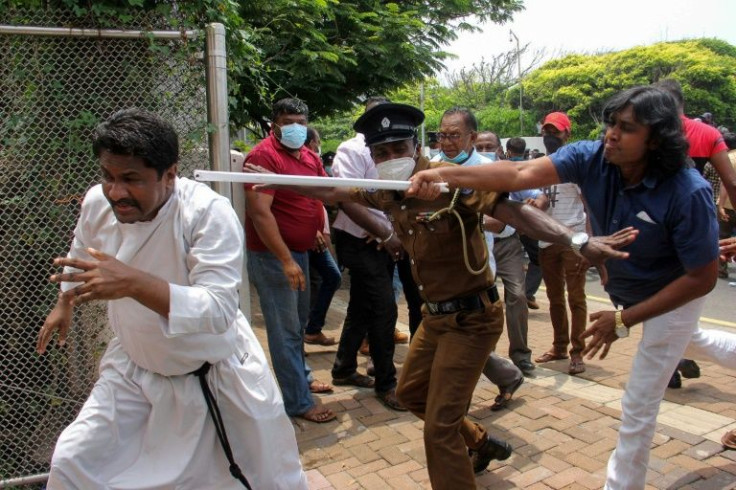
[408,157,561,200]
[491,199,637,267]
[244,163,351,204]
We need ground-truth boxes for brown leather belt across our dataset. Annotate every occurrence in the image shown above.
[425,285,500,316]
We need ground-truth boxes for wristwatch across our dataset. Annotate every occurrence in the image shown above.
[614,310,629,338]
[570,232,589,253]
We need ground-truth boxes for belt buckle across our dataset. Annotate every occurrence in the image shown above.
[439,301,454,314]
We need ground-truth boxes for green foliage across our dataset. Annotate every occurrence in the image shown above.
[234,0,523,133]
[523,39,736,139]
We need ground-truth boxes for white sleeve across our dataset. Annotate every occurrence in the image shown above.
[167,197,244,336]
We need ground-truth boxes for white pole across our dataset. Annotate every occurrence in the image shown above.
[194,170,450,193]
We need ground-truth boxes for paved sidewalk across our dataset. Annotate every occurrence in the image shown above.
[249,285,736,489]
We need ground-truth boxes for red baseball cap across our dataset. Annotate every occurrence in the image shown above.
[542,112,571,132]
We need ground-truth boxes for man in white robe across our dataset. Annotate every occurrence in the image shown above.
[37,108,306,490]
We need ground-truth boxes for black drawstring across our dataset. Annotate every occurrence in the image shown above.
[192,362,252,489]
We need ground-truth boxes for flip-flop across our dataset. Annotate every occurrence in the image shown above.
[722,429,736,450]
[491,376,524,411]
[299,406,336,423]
[534,351,569,363]
[309,380,334,394]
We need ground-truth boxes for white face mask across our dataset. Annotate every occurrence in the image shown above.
[376,156,416,181]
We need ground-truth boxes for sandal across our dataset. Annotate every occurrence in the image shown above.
[304,332,337,346]
[309,380,334,394]
[299,405,337,423]
[491,376,524,411]
[722,429,736,450]
[332,372,375,388]
[568,358,586,375]
[534,351,569,363]
[376,389,407,411]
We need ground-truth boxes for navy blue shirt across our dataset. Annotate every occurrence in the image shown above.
[551,140,718,307]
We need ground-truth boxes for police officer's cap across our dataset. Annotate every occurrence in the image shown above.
[354,103,425,147]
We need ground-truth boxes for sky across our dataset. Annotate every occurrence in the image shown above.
[441,0,736,75]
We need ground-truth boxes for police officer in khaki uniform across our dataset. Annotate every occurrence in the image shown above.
[245,103,635,490]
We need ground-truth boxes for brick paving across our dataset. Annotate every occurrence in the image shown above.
[248,284,736,489]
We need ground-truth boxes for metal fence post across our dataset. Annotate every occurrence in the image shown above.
[205,22,230,199]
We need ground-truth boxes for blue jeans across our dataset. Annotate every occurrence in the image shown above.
[247,249,314,416]
[306,249,342,335]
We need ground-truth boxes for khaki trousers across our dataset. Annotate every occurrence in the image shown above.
[396,295,504,489]
[540,244,587,357]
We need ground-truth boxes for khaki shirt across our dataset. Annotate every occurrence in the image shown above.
[350,156,504,303]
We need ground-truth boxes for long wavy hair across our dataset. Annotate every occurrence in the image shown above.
[602,86,689,179]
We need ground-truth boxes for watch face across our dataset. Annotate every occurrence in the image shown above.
[615,326,629,338]
[572,232,589,248]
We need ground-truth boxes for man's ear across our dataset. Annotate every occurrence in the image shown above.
[164,164,178,185]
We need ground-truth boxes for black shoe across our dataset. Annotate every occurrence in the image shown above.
[470,434,512,473]
[668,370,682,389]
[515,359,536,376]
[677,359,700,379]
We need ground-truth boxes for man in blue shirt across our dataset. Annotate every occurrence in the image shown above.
[408,85,736,489]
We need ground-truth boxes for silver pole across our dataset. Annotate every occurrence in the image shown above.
[509,29,523,134]
[420,81,425,149]
[0,473,49,488]
[205,23,230,200]
[0,25,197,39]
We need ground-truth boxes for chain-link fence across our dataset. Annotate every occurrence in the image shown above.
[0,9,212,486]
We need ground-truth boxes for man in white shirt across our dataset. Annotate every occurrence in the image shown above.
[533,112,590,375]
[37,108,306,489]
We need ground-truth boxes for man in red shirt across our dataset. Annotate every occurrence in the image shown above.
[656,79,736,205]
[244,98,336,423]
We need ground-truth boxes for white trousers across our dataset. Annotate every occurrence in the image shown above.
[606,297,736,489]
[47,325,307,490]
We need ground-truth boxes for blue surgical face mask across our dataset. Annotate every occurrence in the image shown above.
[478,152,498,162]
[439,150,470,164]
[277,123,307,150]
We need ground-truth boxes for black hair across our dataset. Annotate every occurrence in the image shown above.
[602,85,689,178]
[477,131,501,147]
[365,96,391,110]
[506,137,526,155]
[306,126,319,146]
[442,107,478,131]
[654,79,684,111]
[92,108,178,178]
[724,132,736,151]
[272,97,309,122]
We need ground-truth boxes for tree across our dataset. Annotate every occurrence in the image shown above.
[235,0,524,133]
[443,44,545,109]
[522,39,736,139]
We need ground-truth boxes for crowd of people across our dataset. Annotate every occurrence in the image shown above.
[36,78,736,490]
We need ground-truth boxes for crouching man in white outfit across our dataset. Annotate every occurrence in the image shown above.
[37,108,307,490]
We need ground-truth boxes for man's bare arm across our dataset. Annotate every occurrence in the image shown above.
[491,199,637,266]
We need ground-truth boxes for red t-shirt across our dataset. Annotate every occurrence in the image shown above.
[682,116,727,171]
[244,133,326,252]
